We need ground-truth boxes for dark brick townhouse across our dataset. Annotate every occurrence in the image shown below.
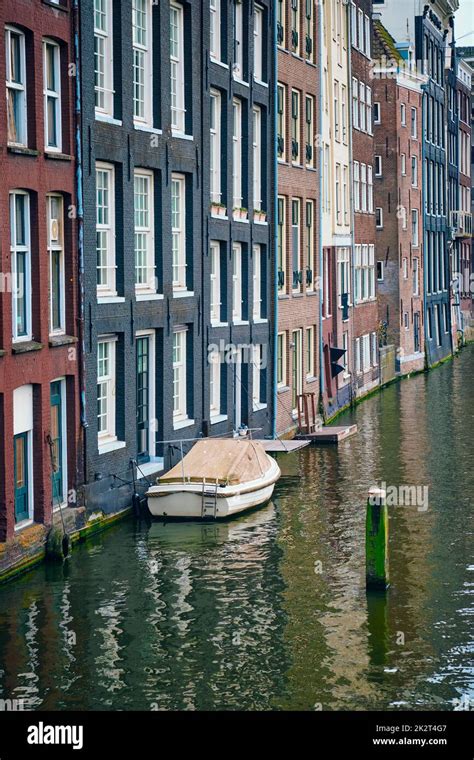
[0,0,81,547]
[202,0,275,441]
[350,0,379,398]
[275,0,320,436]
[372,19,426,376]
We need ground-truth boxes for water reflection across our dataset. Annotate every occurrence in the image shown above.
[0,350,473,710]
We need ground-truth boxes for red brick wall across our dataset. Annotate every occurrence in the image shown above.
[0,0,81,540]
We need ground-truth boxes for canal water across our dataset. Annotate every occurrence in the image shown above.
[0,349,473,711]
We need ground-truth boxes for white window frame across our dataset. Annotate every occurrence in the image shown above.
[47,193,66,335]
[375,155,382,177]
[354,161,360,212]
[233,0,244,79]
[359,82,366,132]
[232,243,243,322]
[173,328,188,423]
[292,197,301,290]
[305,94,315,166]
[43,39,62,152]
[254,5,264,82]
[252,243,262,320]
[401,103,406,126]
[413,257,419,296]
[376,207,383,229]
[277,196,286,292]
[97,335,117,445]
[209,347,222,418]
[210,0,221,61]
[352,76,359,130]
[306,199,314,288]
[10,190,32,342]
[210,89,222,203]
[252,344,265,411]
[401,153,406,175]
[371,332,378,367]
[368,165,374,213]
[411,155,418,187]
[171,173,187,290]
[232,98,243,209]
[360,163,367,213]
[277,332,286,388]
[94,0,114,117]
[291,89,300,164]
[306,325,315,379]
[253,105,262,211]
[132,0,153,126]
[366,86,372,134]
[210,241,221,324]
[277,82,286,162]
[411,107,417,139]
[134,169,155,294]
[412,208,419,247]
[170,1,185,134]
[135,330,156,459]
[96,162,116,297]
[373,101,381,124]
[5,26,28,146]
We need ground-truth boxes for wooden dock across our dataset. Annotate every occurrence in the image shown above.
[296,424,358,444]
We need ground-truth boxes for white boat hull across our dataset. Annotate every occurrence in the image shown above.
[146,458,280,520]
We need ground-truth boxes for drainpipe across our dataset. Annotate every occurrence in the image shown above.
[272,1,278,440]
[72,0,88,482]
[346,0,356,402]
[318,0,324,400]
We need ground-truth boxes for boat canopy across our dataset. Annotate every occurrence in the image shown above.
[159,439,271,486]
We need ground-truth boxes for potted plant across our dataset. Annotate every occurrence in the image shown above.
[211,202,226,217]
[254,209,266,223]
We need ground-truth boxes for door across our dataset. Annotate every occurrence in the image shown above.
[136,336,150,462]
[292,329,302,412]
[50,381,64,507]
[233,347,242,431]
[14,432,29,523]
[414,312,420,353]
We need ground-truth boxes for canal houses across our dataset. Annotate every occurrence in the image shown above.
[349,0,380,399]
[275,0,320,436]
[372,19,426,376]
[321,0,353,419]
[0,2,81,544]
[203,0,275,440]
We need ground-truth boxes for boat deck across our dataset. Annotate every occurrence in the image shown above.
[296,424,358,444]
[255,439,311,453]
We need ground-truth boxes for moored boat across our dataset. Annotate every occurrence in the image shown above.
[146,439,280,520]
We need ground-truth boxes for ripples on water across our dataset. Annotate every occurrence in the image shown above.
[0,350,473,710]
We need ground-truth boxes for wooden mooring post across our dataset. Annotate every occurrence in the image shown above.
[366,487,389,590]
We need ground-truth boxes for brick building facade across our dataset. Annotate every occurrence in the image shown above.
[0,0,81,542]
[372,20,426,376]
[276,0,320,436]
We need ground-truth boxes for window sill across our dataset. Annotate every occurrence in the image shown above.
[42,0,69,12]
[11,340,43,354]
[210,321,229,328]
[7,145,39,157]
[210,413,228,425]
[173,417,195,431]
[97,295,125,304]
[232,320,249,326]
[171,131,194,141]
[253,77,268,88]
[232,75,249,87]
[306,375,318,384]
[254,219,268,226]
[135,292,163,301]
[211,213,229,220]
[173,290,194,298]
[210,57,228,70]
[233,217,249,224]
[49,334,78,347]
[14,518,34,533]
[252,402,267,412]
[95,113,122,127]
[134,123,162,135]
[45,151,73,161]
[98,439,126,455]
[253,318,268,324]
[278,385,290,394]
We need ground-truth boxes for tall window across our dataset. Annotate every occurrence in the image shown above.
[359,82,366,132]
[210,0,221,61]
[306,200,314,288]
[232,99,242,209]
[335,163,341,224]
[43,40,62,151]
[292,198,301,291]
[47,194,65,334]
[133,0,152,125]
[277,0,286,47]
[50,379,67,507]
[136,333,154,460]
[173,329,187,422]
[353,161,360,212]
[337,247,350,306]
[413,257,419,296]
[291,89,300,164]
[334,81,339,141]
[352,76,359,130]
[210,241,221,324]
[412,209,419,247]
[305,95,314,167]
[411,107,417,139]
[6,27,27,146]
[97,336,117,442]
[306,326,315,378]
[96,163,116,296]
[341,85,347,143]
[209,348,222,418]
[232,243,242,321]
[94,0,114,116]
[291,0,300,55]
[343,166,349,225]
[253,106,262,211]
[170,2,185,133]
[366,86,372,134]
[233,0,243,78]
[367,166,373,213]
[277,83,286,161]
[254,5,264,81]
[171,173,186,289]
[277,332,286,387]
[277,196,286,293]
[252,244,262,320]
[305,0,314,62]
[134,170,155,292]
[210,90,221,203]
[360,163,367,213]
[10,191,31,341]
[411,155,418,187]
[252,345,265,410]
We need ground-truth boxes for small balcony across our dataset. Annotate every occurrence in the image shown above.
[450,211,472,238]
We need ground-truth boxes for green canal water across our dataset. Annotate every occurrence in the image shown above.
[0,349,473,711]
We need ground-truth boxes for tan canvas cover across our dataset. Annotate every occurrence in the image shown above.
[159,439,271,486]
